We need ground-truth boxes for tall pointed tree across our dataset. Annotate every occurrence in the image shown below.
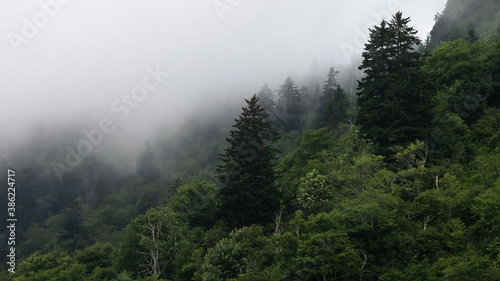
[217,95,281,229]
[317,67,340,126]
[277,76,303,131]
[324,85,350,135]
[300,85,313,112]
[357,12,431,154]
[320,67,339,105]
[357,19,392,142]
[256,84,277,116]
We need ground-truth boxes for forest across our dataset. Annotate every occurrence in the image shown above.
[2,0,500,280]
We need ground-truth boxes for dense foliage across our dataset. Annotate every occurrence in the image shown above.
[3,7,500,281]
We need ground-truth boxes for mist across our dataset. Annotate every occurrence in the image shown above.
[0,0,447,173]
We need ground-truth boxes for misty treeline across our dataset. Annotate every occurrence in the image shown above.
[428,0,500,49]
[2,4,500,281]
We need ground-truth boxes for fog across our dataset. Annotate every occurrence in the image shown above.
[0,0,447,171]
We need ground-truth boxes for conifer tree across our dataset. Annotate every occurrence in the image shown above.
[357,12,431,153]
[317,67,340,126]
[320,67,339,105]
[217,95,280,229]
[324,85,350,135]
[256,84,277,115]
[300,85,314,113]
[277,76,303,131]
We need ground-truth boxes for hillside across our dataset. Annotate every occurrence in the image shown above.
[429,0,500,48]
[2,3,500,281]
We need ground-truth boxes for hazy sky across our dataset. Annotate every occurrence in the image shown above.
[0,0,447,158]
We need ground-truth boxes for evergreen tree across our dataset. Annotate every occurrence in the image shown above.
[356,19,392,142]
[217,95,281,229]
[317,67,340,126]
[57,204,88,252]
[276,76,303,131]
[256,84,277,115]
[324,85,350,135]
[300,85,314,112]
[321,67,339,104]
[357,12,431,154]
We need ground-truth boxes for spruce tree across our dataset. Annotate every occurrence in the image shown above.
[256,84,277,115]
[320,67,339,105]
[324,85,350,135]
[300,85,314,113]
[357,12,430,154]
[317,67,340,126]
[217,95,280,229]
[357,19,392,143]
[277,76,303,131]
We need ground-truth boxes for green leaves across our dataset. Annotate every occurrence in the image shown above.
[297,169,333,215]
[201,226,276,281]
[167,181,218,228]
[202,238,247,281]
[13,246,115,281]
[285,211,363,280]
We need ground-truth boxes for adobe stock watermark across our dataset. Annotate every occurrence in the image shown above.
[51,65,170,182]
[340,0,402,62]
[7,0,73,53]
[213,0,244,21]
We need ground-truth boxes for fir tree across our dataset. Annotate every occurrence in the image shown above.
[357,12,431,154]
[217,95,281,229]
[256,84,277,116]
[299,85,312,112]
[321,67,339,104]
[324,85,350,135]
[317,67,340,126]
[277,76,303,131]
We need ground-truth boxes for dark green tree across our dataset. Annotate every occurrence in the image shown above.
[324,85,351,135]
[14,251,87,281]
[316,67,340,125]
[217,95,281,229]
[357,12,431,154]
[115,207,188,279]
[167,181,218,229]
[57,204,88,252]
[276,76,303,131]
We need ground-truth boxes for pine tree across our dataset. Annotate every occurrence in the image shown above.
[299,85,313,112]
[217,95,281,229]
[317,67,340,126]
[321,67,339,104]
[256,84,277,115]
[324,85,350,135]
[357,12,431,154]
[277,76,303,131]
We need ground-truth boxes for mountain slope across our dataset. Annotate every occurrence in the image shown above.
[429,0,500,48]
